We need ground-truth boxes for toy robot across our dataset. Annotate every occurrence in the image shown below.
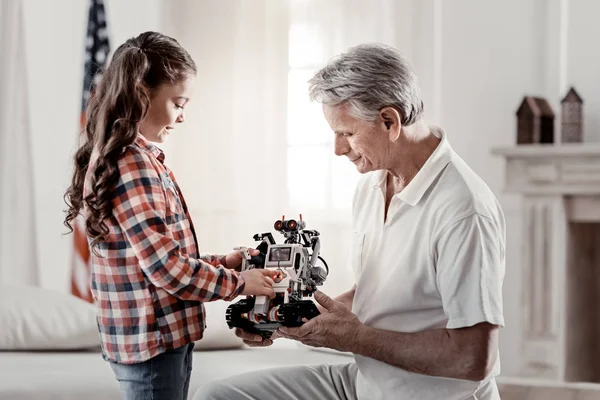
[226,216,329,339]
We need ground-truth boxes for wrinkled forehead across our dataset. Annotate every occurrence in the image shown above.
[322,103,366,133]
[323,103,349,123]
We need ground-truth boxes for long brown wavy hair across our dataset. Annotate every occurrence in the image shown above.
[64,31,196,249]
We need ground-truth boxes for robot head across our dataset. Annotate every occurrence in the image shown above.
[274,218,306,233]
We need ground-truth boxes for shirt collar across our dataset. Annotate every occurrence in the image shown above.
[134,134,165,163]
[371,125,453,207]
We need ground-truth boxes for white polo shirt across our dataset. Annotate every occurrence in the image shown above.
[351,126,505,400]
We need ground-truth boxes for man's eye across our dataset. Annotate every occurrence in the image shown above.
[175,105,184,110]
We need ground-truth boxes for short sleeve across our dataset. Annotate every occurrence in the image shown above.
[434,212,505,329]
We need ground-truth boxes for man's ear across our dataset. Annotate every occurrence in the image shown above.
[379,107,402,142]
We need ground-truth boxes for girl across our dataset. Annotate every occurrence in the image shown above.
[64,31,277,400]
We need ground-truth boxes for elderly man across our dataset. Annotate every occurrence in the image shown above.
[195,43,505,400]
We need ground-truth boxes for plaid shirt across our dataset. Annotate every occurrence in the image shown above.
[83,134,244,363]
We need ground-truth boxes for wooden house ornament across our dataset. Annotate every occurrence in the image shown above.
[561,87,583,143]
[516,96,555,144]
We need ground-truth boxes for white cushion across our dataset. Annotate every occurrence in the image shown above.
[0,284,245,351]
[0,285,99,350]
[195,300,245,350]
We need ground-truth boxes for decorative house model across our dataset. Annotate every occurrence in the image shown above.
[516,96,555,144]
[560,87,584,143]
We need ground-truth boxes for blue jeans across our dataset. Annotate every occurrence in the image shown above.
[109,343,195,400]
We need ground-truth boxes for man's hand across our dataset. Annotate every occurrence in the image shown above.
[234,329,281,347]
[277,290,361,353]
[224,248,259,271]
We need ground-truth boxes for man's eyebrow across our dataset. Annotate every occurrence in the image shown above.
[175,96,190,102]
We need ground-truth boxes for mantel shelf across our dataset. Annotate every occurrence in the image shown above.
[490,143,600,196]
[491,143,600,158]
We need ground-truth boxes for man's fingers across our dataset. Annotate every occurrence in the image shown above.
[249,248,260,256]
[277,327,295,338]
[234,328,262,342]
[279,321,313,339]
[234,328,274,347]
[314,290,336,311]
[243,339,272,347]
[316,304,326,314]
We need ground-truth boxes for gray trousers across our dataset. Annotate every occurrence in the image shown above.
[192,362,358,400]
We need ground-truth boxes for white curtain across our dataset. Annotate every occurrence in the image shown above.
[0,0,39,285]
[162,0,409,296]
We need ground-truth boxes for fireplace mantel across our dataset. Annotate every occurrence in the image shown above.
[492,143,600,195]
[492,143,600,387]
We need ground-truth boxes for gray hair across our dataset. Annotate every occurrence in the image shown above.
[308,43,423,125]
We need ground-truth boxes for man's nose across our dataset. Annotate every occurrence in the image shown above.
[176,112,185,123]
[334,135,349,156]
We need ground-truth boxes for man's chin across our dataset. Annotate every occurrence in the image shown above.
[353,159,369,174]
[355,165,369,174]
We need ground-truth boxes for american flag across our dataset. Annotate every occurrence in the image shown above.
[71,0,110,303]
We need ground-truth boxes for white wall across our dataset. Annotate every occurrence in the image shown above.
[22,0,162,292]
[568,0,600,142]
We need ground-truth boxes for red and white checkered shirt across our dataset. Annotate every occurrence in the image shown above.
[83,134,244,364]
